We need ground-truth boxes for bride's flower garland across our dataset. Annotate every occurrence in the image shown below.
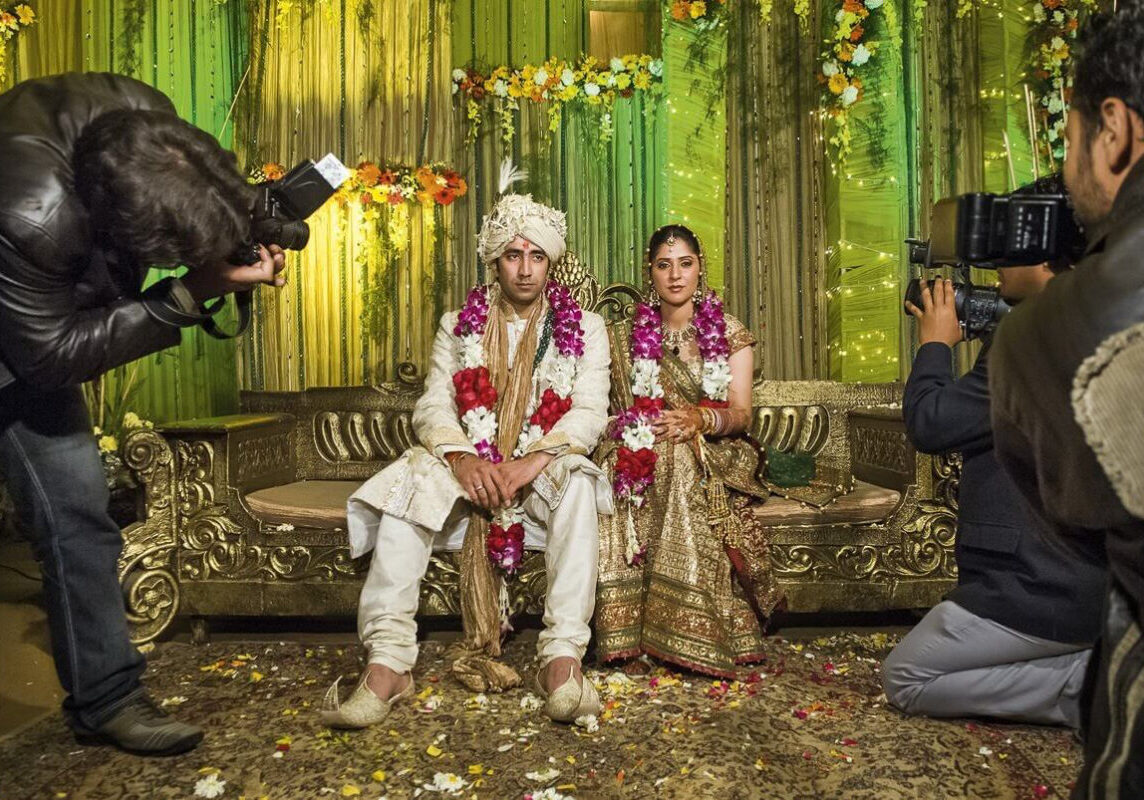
[452,283,585,573]
[613,291,731,565]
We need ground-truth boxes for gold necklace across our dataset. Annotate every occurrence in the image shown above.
[662,324,693,355]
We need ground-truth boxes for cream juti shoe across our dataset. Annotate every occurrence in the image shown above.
[535,663,601,723]
[320,670,415,729]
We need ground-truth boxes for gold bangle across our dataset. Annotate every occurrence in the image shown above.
[699,406,716,435]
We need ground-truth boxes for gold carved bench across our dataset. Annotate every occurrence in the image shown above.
[117,261,958,643]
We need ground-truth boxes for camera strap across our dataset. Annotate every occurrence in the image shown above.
[200,289,254,340]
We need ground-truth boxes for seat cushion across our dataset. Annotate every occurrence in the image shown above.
[244,480,359,529]
[746,480,900,527]
[244,478,901,531]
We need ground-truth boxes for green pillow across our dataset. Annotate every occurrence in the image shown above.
[766,450,816,488]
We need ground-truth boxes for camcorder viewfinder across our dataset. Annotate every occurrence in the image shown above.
[924,189,1085,268]
[227,153,351,266]
[903,175,1084,339]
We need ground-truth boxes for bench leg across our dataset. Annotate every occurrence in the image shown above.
[190,616,211,645]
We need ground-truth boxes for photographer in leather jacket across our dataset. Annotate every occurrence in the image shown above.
[0,73,287,756]
[883,237,1106,730]
[989,8,1144,797]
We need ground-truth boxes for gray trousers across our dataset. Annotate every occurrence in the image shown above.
[882,600,1091,728]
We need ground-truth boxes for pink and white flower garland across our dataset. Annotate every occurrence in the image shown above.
[452,283,585,573]
[612,290,732,565]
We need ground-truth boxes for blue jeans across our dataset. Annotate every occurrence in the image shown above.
[0,382,144,730]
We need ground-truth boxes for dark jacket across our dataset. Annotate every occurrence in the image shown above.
[0,73,184,392]
[905,339,1106,644]
[991,157,1144,619]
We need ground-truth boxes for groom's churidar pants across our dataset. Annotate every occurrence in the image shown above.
[357,471,600,673]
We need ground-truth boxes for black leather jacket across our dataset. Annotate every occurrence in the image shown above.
[991,157,1144,615]
[0,72,188,392]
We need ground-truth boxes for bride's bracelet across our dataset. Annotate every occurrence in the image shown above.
[699,406,743,437]
[699,406,719,436]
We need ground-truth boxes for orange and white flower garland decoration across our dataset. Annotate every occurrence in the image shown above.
[613,291,732,565]
[452,282,585,573]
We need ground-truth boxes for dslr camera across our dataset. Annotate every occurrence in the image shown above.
[200,154,349,340]
[903,175,1084,339]
[227,153,351,266]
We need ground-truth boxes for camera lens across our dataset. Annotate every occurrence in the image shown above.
[278,221,310,251]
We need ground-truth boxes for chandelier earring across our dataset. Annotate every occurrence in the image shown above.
[647,279,662,307]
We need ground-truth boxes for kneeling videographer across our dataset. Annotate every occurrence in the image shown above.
[882,176,1107,730]
[989,8,1144,796]
[0,73,289,756]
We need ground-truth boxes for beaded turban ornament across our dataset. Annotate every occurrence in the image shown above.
[476,159,568,266]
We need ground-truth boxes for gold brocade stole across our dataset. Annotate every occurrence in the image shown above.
[448,287,545,694]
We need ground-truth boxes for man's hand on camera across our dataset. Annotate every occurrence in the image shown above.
[905,278,963,347]
[181,244,287,303]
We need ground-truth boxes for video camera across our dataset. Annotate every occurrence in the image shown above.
[903,176,1084,339]
[227,153,351,266]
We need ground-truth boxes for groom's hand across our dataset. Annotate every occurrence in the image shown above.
[497,452,555,506]
[452,454,511,509]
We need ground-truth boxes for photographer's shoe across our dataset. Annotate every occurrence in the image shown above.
[74,695,203,756]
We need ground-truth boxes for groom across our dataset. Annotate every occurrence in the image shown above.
[322,186,612,727]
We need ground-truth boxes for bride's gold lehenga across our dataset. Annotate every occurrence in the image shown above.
[595,314,784,678]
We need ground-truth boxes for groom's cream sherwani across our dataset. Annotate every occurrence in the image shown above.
[348,304,613,672]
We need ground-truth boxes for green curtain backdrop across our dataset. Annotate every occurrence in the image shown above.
[235,0,457,390]
[4,0,248,423]
[1,0,1102,409]
[726,1,831,380]
[661,5,726,291]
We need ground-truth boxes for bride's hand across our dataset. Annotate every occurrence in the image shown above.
[652,407,703,443]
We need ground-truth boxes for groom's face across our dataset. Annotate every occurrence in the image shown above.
[494,236,550,308]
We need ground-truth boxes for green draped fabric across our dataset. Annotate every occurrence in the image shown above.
[2,0,1098,408]
[661,5,725,290]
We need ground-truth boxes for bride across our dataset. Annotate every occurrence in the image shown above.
[594,224,786,678]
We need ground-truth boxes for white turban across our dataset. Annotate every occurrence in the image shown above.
[477,193,567,266]
[476,161,567,265]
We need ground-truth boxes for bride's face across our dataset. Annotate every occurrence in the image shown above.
[650,240,701,308]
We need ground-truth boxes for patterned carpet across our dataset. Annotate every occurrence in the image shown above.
[0,630,1082,799]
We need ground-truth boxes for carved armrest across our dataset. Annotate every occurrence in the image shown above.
[848,407,915,492]
[158,413,297,493]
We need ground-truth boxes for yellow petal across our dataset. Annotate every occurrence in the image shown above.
[467,765,484,775]
[340,785,361,797]
[371,770,387,782]
[427,744,443,757]
[250,671,264,682]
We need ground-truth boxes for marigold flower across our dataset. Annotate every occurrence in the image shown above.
[828,72,849,95]
[15,4,35,25]
[690,0,707,17]
[670,1,689,21]
[356,162,381,187]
